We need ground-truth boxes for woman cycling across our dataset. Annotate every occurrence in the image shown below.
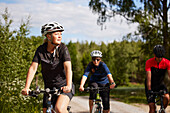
[21,22,74,113]
[79,50,116,113]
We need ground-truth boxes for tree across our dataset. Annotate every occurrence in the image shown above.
[67,41,84,85]
[0,8,43,113]
[89,0,170,58]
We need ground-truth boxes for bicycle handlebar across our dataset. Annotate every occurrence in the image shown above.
[151,90,167,95]
[84,85,117,92]
[84,87,106,92]
[29,88,61,97]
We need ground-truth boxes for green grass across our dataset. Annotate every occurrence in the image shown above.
[110,86,147,104]
[76,83,148,104]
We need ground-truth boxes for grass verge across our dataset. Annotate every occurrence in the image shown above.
[110,86,147,104]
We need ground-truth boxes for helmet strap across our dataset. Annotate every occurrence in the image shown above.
[53,46,59,57]
[47,34,59,58]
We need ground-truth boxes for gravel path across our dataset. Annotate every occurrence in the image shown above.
[69,96,147,113]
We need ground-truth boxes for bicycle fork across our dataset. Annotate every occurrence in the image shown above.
[159,96,166,113]
[92,96,102,113]
[46,94,54,113]
[155,96,166,113]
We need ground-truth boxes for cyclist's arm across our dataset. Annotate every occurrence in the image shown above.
[22,62,39,95]
[145,60,152,90]
[167,61,170,78]
[167,70,170,78]
[79,63,90,91]
[102,63,116,88]
[146,71,151,90]
[79,76,87,91]
[107,74,116,89]
[107,74,115,83]
[63,61,72,93]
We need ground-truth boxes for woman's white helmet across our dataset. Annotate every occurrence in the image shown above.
[90,50,102,57]
[41,22,64,36]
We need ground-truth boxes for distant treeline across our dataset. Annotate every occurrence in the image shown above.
[67,40,146,86]
[0,9,155,113]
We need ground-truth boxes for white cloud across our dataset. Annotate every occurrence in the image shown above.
[0,0,138,43]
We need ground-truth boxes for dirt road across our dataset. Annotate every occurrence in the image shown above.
[69,96,147,113]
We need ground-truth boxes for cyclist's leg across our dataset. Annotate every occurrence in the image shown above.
[148,103,156,113]
[54,90,73,113]
[103,110,110,113]
[147,96,156,113]
[163,93,169,109]
[43,108,47,113]
[89,99,94,113]
[89,82,98,113]
[99,83,110,113]
[55,94,70,113]
[145,82,156,113]
[43,94,47,113]
[161,85,169,109]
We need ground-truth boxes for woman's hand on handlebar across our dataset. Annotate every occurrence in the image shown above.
[110,84,116,89]
[79,85,84,91]
[21,88,30,95]
[61,85,71,93]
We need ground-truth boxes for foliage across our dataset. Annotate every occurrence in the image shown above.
[0,8,148,112]
[1,1,169,111]
[0,8,43,113]
[88,0,170,58]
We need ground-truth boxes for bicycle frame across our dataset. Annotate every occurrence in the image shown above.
[46,93,55,113]
[92,92,102,113]
[29,87,71,113]
[152,90,166,113]
[84,87,110,113]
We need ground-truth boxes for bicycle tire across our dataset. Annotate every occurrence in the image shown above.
[92,104,102,113]
[159,109,166,113]
[98,106,102,113]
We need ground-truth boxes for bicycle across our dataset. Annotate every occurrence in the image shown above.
[84,86,116,113]
[149,90,167,113]
[29,87,72,113]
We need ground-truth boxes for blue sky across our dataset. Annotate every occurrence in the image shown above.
[0,0,138,44]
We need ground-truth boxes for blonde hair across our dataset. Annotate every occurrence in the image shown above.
[43,34,49,43]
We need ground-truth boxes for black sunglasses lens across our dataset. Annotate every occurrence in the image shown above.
[93,59,100,61]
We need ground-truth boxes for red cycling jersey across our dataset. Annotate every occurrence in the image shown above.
[145,57,170,87]
[145,57,170,71]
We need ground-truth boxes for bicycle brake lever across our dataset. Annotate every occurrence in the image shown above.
[32,94,38,98]
[84,87,90,92]
[29,90,38,98]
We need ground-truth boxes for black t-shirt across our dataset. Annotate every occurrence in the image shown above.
[32,42,71,88]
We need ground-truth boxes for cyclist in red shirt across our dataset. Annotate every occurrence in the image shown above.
[145,45,170,113]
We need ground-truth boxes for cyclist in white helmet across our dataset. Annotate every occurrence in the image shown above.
[21,22,74,113]
[79,50,116,113]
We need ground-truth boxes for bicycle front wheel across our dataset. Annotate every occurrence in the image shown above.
[159,109,166,113]
[92,104,102,113]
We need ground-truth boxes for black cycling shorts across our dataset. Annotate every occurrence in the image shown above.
[145,84,168,103]
[89,82,110,110]
[43,84,75,108]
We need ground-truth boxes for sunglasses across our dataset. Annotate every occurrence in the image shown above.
[92,58,101,62]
